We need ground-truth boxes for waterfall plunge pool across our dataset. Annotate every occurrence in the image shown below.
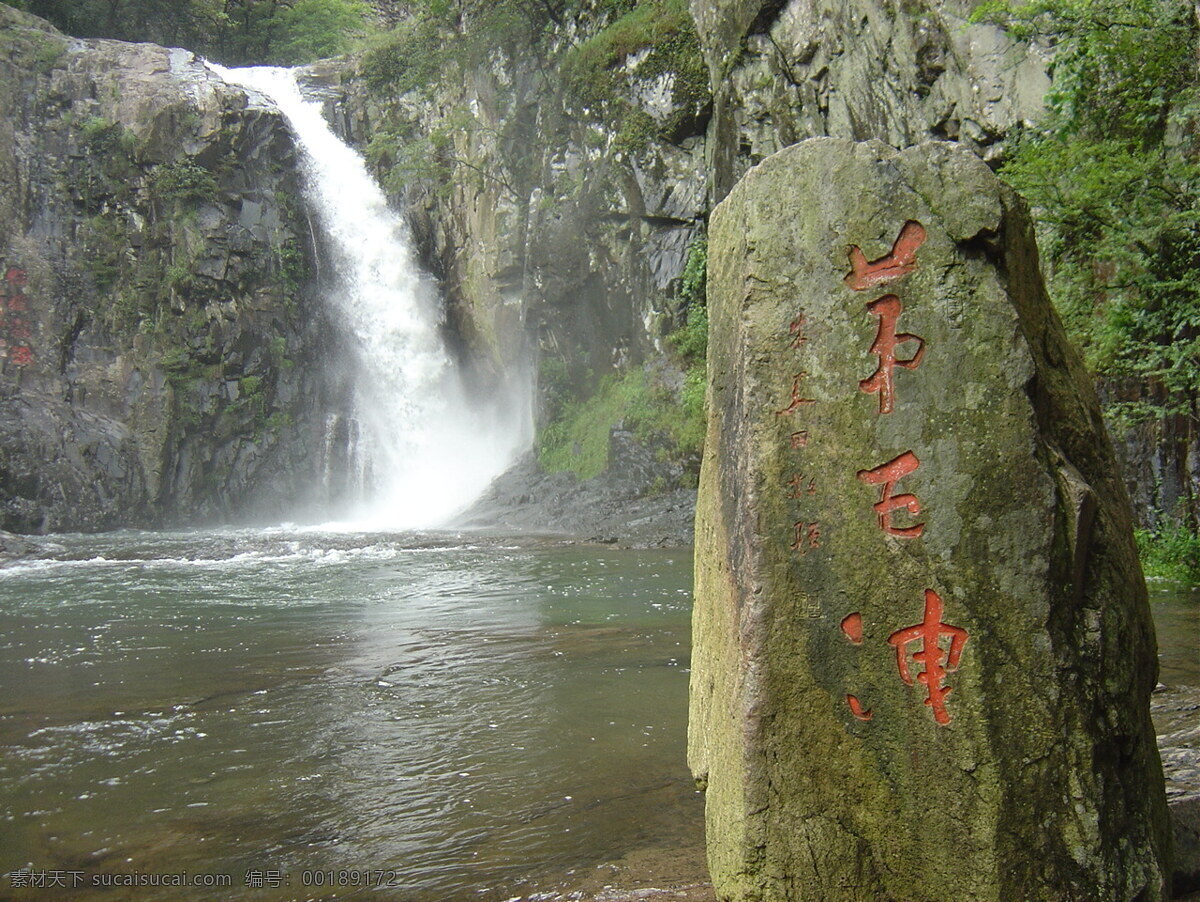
[0,529,1194,899]
[0,529,704,900]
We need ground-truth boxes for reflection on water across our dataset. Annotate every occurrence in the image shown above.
[0,529,701,900]
[0,532,1195,899]
[1148,579,1200,802]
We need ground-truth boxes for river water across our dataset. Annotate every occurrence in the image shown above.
[0,530,1194,899]
[0,530,701,900]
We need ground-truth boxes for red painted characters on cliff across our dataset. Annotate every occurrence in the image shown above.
[789,313,810,350]
[844,220,926,291]
[839,613,873,721]
[777,372,816,417]
[790,521,821,555]
[844,223,927,414]
[888,589,969,725]
[1,267,34,367]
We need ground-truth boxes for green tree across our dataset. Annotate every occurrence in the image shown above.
[15,0,371,64]
[275,0,369,63]
[217,0,371,64]
[978,0,1200,534]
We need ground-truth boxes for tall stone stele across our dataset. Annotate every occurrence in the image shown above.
[688,138,1171,901]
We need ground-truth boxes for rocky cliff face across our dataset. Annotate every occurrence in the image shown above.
[690,0,1051,202]
[0,6,338,532]
[323,7,711,431]
[308,0,1057,503]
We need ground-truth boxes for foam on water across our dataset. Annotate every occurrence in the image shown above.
[207,64,531,529]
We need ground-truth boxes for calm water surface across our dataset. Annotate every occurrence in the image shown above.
[0,529,1194,899]
[0,529,700,900]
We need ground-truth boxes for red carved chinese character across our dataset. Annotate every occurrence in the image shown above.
[776,373,815,416]
[790,431,809,449]
[888,589,969,726]
[8,344,34,366]
[5,268,28,289]
[844,221,926,291]
[789,313,808,349]
[860,295,925,414]
[840,611,863,644]
[846,694,874,721]
[841,615,873,719]
[856,451,924,538]
[790,521,820,555]
[7,295,27,312]
[785,474,817,499]
[8,320,31,341]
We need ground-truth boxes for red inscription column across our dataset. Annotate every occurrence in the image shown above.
[1,268,32,367]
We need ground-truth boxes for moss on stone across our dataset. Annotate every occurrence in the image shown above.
[691,137,1171,901]
[148,159,219,208]
[561,0,711,152]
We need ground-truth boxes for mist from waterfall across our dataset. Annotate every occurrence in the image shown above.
[209,64,531,529]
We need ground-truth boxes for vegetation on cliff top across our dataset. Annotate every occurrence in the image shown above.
[359,0,709,170]
[559,0,710,150]
[5,0,372,64]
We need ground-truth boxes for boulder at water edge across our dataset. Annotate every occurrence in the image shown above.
[688,137,1171,901]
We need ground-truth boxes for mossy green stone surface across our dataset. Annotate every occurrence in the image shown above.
[688,137,1171,901]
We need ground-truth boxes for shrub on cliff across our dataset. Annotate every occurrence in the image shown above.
[560,0,710,150]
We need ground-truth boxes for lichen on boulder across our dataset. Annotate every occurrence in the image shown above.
[688,137,1171,901]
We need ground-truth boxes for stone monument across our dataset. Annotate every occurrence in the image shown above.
[688,138,1171,901]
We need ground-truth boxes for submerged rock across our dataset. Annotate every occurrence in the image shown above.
[689,137,1170,900]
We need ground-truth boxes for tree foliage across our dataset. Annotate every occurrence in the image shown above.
[11,0,372,65]
[359,0,577,94]
[978,0,1200,422]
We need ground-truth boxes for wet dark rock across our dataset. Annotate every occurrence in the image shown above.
[1173,797,1200,897]
[460,449,696,549]
[0,7,342,532]
[0,528,35,558]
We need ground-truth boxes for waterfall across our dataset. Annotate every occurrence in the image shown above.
[208,65,531,529]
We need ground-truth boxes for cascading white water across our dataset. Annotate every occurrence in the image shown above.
[209,65,531,529]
